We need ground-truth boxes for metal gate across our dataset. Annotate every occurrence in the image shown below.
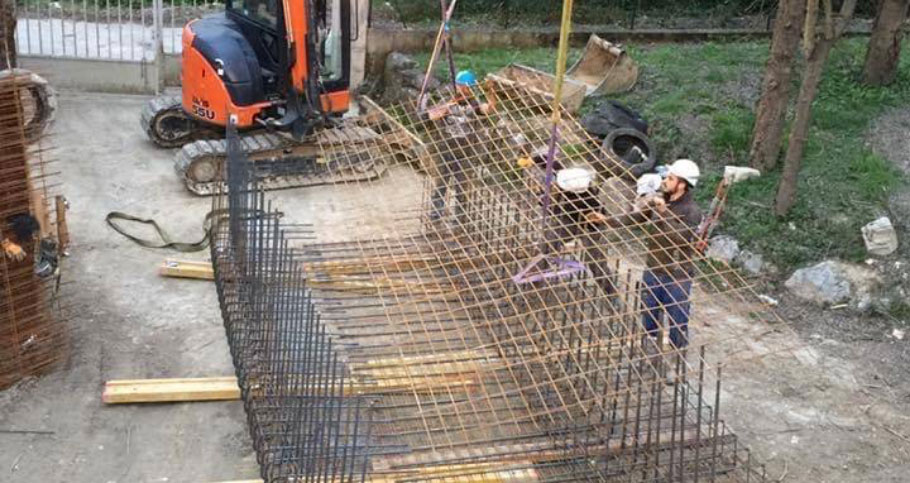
[14,0,222,62]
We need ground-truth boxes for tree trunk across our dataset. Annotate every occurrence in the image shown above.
[0,0,16,70]
[862,0,910,86]
[775,0,857,216]
[774,40,835,216]
[748,0,808,171]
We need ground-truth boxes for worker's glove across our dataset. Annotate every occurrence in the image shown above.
[2,239,26,262]
[585,211,607,225]
[648,195,668,214]
[427,104,450,121]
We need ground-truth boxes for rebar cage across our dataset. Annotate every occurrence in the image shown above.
[0,71,67,390]
[210,81,792,482]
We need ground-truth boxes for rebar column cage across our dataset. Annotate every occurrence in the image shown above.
[210,81,786,482]
[0,71,67,391]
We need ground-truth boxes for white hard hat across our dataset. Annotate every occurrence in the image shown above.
[556,168,594,193]
[636,173,663,196]
[668,159,700,187]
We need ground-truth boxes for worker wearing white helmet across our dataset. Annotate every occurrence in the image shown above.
[665,158,700,189]
[548,166,620,297]
[586,159,704,354]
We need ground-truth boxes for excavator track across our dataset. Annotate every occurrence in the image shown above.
[141,95,221,148]
[175,127,392,196]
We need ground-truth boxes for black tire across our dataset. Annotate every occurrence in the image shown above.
[581,100,649,139]
[603,128,657,178]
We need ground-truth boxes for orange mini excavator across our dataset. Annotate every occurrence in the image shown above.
[141,0,384,195]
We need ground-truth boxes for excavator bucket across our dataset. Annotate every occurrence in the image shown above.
[487,64,587,114]
[567,34,639,96]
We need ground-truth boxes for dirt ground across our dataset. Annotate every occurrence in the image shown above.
[0,92,260,482]
[1,92,908,482]
[701,293,910,482]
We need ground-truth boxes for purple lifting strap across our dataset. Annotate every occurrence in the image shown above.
[512,254,586,285]
[513,118,586,285]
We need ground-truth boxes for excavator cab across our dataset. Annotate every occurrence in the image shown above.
[144,0,352,147]
[183,0,351,129]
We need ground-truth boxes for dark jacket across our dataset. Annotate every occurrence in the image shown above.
[606,190,703,280]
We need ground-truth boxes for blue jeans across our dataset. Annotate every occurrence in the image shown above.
[641,270,692,348]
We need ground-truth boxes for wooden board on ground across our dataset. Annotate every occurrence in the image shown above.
[102,377,240,404]
[215,462,539,483]
[103,355,494,403]
[159,259,214,280]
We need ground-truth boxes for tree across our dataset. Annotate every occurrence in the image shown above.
[775,0,858,216]
[0,0,15,70]
[748,0,808,171]
[862,0,910,86]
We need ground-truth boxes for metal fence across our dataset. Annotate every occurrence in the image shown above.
[13,0,780,64]
[14,0,221,61]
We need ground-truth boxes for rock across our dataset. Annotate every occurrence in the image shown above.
[706,235,739,264]
[856,294,873,312]
[785,260,883,308]
[736,250,764,275]
[862,217,899,256]
[385,52,418,72]
[704,236,772,274]
[380,52,439,105]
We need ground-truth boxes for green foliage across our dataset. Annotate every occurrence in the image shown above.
[890,302,910,322]
[711,107,754,158]
[414,37,910,273]
[618,38,910,271]
[379,0,775,26]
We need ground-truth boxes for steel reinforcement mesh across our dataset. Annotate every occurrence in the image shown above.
[0,71,66,390]
[210,82,797,481]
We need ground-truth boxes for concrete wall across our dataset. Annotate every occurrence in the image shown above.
[365,27,779,55]
[19,56,160,94]
[363,27,779,77]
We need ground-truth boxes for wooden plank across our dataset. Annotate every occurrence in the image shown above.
[103,377,239,404]
[55,195,70,250]
[104,368,484,404]
[214,463,538,483]
[158,259,214,280]
[378,430,732,470]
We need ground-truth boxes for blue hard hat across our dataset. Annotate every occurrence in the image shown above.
[455,70,478,87]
